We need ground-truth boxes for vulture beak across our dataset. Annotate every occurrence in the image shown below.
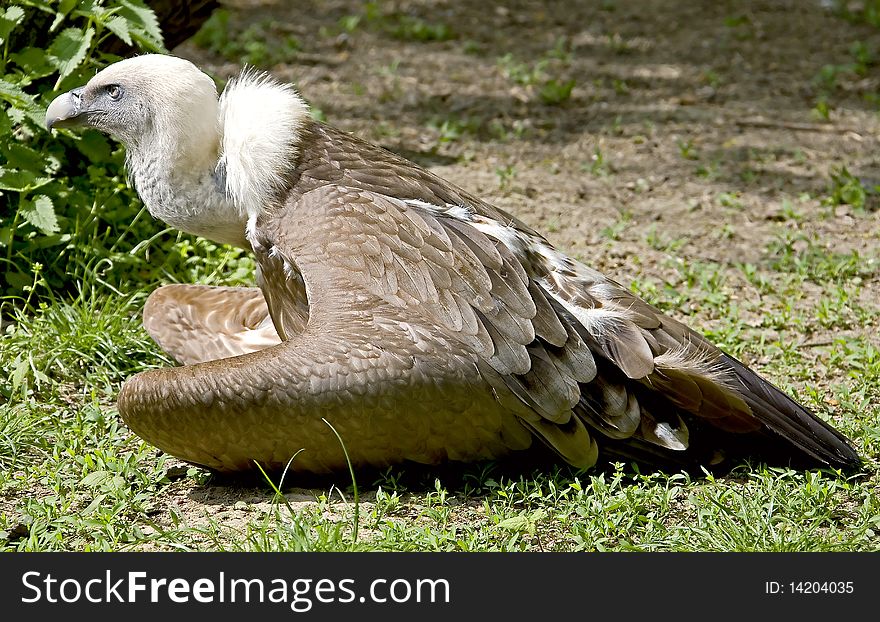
[45,87,86,130]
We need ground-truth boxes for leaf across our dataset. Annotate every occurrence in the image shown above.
[81,494,107,515]
[0,108,11,136]
[31,233,70,249]
[10,47,56,79]
[0,167,35,192]
[0,142,44,172]
[10,357,28,392]
[0,167,51,193]
[80,470,113,488]
[4,270,31,289]
[48,26,95,83]
[0,5,25,44]
[118,0,165,52]
[0,78,44,126]
[77,130,112,162]
[49,12,65,33]
[0,78,37,112]
[22,195,59,235]
[498,515,531,531]
[104,15,132,46]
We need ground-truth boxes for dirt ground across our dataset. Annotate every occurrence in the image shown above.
[144,0,880,535]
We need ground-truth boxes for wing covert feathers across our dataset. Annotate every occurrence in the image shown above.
[288,184,857,471]
[142,285,281,365]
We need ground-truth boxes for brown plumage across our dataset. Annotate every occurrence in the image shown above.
[46,55,861,474]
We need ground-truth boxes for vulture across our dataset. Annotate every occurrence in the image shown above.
[46,55,860,475]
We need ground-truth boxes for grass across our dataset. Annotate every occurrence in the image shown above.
[192,9,301,67]
[319,3,454,43]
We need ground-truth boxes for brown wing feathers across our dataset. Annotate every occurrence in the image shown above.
[143,285,281,365]
[295,183,854,471]
[719,353,859,468]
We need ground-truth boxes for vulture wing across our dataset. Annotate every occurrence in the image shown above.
[257,182,858,471]
[143,284,280,365]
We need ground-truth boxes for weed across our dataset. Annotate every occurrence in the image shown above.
[717,192,744,210]
[677,139,699,161]
[391,16,454,42]
[498,47,577,106]
[824,166,878,212]
[427,116,479,146]
[765,231,878,284]
[539,78,576,105]
[323,4,453,42]
[583,148,611,176]
[600,211,632,241]
[645,226,687,252]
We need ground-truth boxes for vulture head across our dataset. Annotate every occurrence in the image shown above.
[46,54,308,247]
[46,55,218,164]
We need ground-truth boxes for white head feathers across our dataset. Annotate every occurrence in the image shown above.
[91,55,221,169]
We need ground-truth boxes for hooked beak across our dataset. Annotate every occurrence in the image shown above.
[45,87,86,130]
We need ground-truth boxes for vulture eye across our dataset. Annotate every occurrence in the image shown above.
[107,85,123,101]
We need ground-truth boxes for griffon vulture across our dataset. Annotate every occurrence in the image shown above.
[46,55,860,474]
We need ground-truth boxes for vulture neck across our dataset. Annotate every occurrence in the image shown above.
[125,70,309,250]
[127,120,250,249]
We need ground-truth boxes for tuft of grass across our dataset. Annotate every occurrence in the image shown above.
[426,115,480,147]
[644,226,687,253]
[389,16,454,42]
[765,231,878,284]
[583,148,612,176]
[498,47,577,106]
[677,139,699,161]
[600,210,632,241]
[495,164,517,192]
[321,4,453,42]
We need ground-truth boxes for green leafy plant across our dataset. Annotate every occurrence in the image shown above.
[830,0,880,27]
[498,48,577,106]
[824,166,879,212]
[390,15,453,42]
[811,38,879,115]
[538,78,575,105]
[495,164,516,191]
[318,3,453,43]
[426,115,479,147]
[0,0,167,298]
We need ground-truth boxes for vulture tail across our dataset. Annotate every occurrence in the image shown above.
[722,353,861,471]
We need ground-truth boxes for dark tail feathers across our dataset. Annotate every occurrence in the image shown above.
[722,353,861,471]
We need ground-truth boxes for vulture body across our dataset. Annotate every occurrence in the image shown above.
[46,55,860,474]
